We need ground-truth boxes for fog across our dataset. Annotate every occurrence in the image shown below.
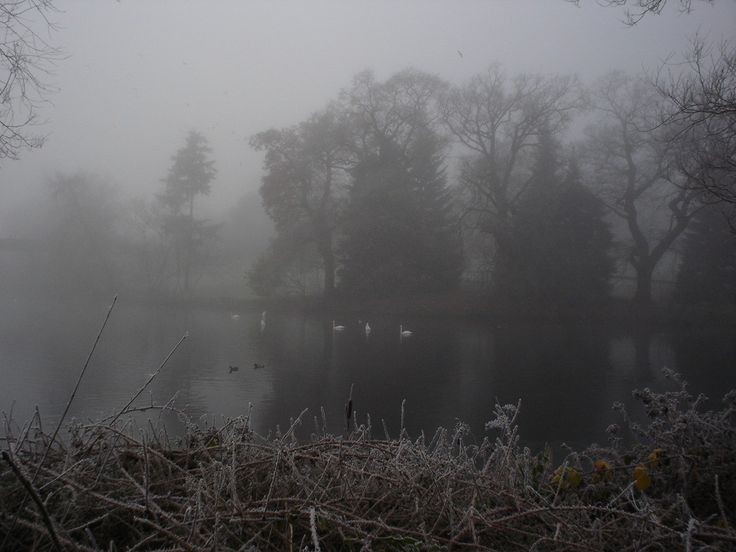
[0,0,736,439]
[3,0,734,214]
[4,5,736,547]
[0,1,732,303]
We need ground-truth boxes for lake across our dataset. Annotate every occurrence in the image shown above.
[2,296,735,452]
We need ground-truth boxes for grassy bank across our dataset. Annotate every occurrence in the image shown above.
[2,372,735,551]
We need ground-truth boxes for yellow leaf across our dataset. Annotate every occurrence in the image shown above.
[552,466,582,489]
[593,459,613,482]
[633,464,651,491]
[567,468,582,488]
[647,448,665,470]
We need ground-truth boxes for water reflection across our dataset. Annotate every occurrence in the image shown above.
[1,298,734,453]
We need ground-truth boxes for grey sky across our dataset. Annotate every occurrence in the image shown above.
[2,0,735,222]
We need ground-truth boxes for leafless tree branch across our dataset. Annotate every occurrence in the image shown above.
[0,0,60,163]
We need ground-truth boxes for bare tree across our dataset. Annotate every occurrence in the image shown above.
[586,71,703,305]
[341,68,448,161]
[655,40,736,204]
[567,1,716,24]
[440,66,581,259]
[1,0,59,162]
[44,171,121,294]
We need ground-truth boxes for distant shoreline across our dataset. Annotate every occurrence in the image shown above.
[115,291,736,330]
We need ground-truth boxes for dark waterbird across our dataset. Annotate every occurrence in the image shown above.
[253,363,266,370]
[228,365,239,373]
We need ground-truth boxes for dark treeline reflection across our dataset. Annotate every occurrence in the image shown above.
[3,300,735,452]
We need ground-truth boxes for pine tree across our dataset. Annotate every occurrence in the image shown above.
[160,130,216,218]
[340,127,462,296]
[495,132,613,307]
[159,130,217,294]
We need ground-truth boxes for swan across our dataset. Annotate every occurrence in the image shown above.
[230,313,240,320]
[364,322,372,337]
[400,324,413,339]
[260,318,266,332]
[332,320,345,332]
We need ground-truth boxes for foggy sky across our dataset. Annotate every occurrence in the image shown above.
[2,0,735,227]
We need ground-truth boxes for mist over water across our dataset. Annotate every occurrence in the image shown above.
[2,297,734,451]
[2,1,736,454]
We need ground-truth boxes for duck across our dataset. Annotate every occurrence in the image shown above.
[332,320,345,332]
[228,365,239,373]
[253,362,266,370]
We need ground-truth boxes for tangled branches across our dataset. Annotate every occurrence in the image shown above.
[0,0,59,162]
[1,373,735,550]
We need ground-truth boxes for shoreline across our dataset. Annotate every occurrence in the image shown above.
[109,291,736,330]
[2,378,734,550]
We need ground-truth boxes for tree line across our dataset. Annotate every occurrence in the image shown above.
[0,131,229,298]
[3,56,732,309]
[250,55,736,309]
[2,0,733,308]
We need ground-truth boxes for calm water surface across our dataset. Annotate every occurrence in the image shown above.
[2,297,735,452]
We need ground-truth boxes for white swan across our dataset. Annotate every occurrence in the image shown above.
[230,313,240,320]
[364,322,371,337]
[400,324,413,339]
[332,320,345,332]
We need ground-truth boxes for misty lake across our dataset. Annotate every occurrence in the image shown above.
[2,296,735,452]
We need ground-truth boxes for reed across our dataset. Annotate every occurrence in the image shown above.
[1,370,735,551]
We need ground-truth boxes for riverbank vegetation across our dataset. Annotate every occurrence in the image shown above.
[2,371,734,550]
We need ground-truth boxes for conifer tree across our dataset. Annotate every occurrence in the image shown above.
[159,130,217,294]
[340,117,462,296]
[496,131,613,306]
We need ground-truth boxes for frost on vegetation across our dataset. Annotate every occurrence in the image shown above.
[1,370,735,550]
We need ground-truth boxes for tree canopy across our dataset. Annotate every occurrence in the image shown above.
[495,132,614,306]
[251,107,349,299]
[159,130,217,294]
[339,69,462,296]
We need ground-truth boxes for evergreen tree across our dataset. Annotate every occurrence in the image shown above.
[675,206,736,304]
[340,126,462,296]
[159,130,217,294]
[496,132,613,306]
